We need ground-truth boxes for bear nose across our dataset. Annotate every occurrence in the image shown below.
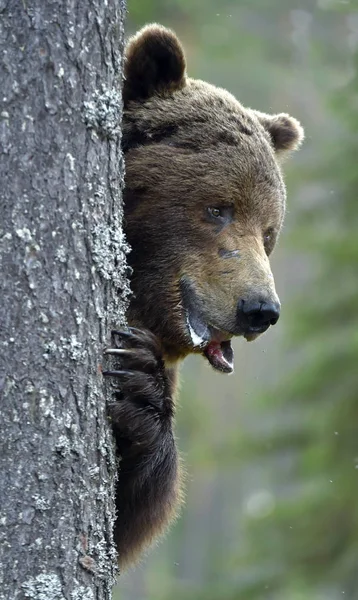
[237,298,280,332]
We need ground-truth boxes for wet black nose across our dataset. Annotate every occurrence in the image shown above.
[238,298,280,333]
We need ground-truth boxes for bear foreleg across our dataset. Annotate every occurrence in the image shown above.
[103,328,182,567]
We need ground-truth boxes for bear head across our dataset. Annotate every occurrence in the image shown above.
[122,24,304,374]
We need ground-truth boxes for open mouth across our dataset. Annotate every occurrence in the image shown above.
[186,308,234,374]
[181,278,234,374]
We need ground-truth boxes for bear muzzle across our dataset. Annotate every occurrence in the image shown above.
[180,276,281,373]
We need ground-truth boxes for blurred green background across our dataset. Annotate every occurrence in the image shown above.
[116,1,358,598]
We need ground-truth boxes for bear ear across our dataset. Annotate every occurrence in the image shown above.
[255,111,304,155]
[124,24,186,105]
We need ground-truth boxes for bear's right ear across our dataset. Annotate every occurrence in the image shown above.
[254,111,304,155]
[123,24,186,106]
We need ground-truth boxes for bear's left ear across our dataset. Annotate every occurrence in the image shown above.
[254,111,304,155]
[124,24,186,106]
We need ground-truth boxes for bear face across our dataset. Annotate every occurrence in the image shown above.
[123,24,304,374]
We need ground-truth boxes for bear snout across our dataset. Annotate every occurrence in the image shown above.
[237,298,281,335]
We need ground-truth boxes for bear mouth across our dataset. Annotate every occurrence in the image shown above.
[186,309,234,374]
[186,308,233,373]
[181,278,234,374]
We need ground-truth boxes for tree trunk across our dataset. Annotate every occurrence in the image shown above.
[0,2,128,598]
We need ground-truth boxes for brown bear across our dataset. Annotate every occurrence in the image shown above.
[104,23,304,568]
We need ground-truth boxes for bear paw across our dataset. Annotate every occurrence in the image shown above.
[103,328,173,459]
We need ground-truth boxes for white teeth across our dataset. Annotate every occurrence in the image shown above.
[186,314,206,348]
[222,356,233,370]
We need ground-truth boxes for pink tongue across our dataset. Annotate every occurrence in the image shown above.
[204,340,233,374]
[206,341,223,361]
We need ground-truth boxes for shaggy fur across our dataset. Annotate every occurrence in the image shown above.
[104,23,304,568]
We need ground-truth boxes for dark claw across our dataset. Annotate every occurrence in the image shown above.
[109,327,162,359]
[103,370,136,378]
[111,327,143,339]
[111,329,130,337]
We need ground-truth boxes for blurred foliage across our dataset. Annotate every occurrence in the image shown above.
[235,43,358,599]
[116,1,358,599]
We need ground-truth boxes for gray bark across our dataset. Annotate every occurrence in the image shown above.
[0,1,128,599]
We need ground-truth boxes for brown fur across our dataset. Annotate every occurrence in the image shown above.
[105,24,304,568]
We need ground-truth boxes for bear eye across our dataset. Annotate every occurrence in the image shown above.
[205,205,234,228]
[264,228,273,242]
[208,207,222,219]
[263,227,275,254]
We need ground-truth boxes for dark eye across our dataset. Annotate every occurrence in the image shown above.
[206,205,234,228]
[263,227,275,254]
[208,207,222,219]
[264,228,273,242]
